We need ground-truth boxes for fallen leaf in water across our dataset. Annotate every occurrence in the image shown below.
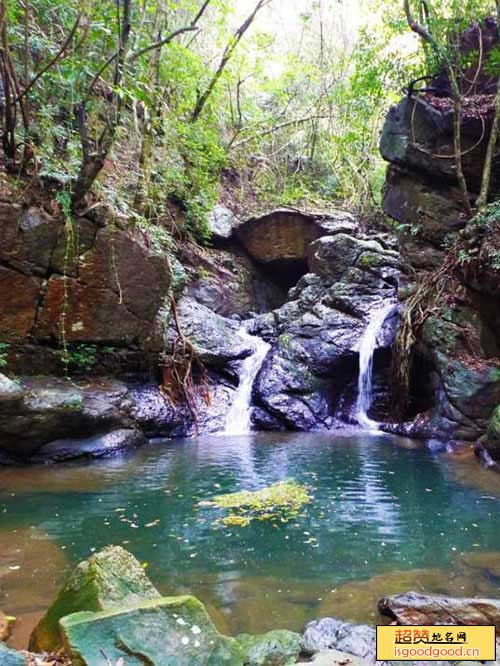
[145,519,160,528]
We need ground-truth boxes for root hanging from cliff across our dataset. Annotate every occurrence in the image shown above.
[391,245,464,418]
[160,295,211,427]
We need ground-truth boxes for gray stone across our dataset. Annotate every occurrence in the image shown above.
[302,618,376,661]
[208,205,237,240]
[166,297,253,366]
[30,428,146,463]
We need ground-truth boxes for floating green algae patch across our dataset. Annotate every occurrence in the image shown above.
[200,481,312,527]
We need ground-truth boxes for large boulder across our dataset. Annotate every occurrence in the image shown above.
[183,244,285,316]
[0,203,170,352]
[165,297,253,367]
[302,618,376,661]
[380,95,500,194]
[30,545,160,652]
[252,232,400,430]
[29,427,146,463]
[482,406,500,461]
[130,377,236,438]
[0,377,135,459]
[378,591,500,630]
[235,208,357,267]
[60,596,244,666]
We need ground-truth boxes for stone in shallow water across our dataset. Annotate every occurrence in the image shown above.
[318,568,480,624]
[60,596,244,666]
[30,545,160,653]
[237,629,302,665]
[30,427,146,463]
[378,591,500,629]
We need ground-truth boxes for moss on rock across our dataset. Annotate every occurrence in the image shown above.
[29,545,160,653]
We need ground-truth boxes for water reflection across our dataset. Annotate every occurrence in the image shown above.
[2,432,500,645]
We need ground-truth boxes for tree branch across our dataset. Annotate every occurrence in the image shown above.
[191,0,270,122]
[129,0,212,62]
[16,10,83,102]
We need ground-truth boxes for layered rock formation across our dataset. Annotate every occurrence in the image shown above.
[0,198,403,460]
[380,84,500,449]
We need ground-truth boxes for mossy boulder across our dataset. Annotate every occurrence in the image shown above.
[29,545,159,653]
[60,596,245,666]
[0,642,25,666]
[237,629,302,665]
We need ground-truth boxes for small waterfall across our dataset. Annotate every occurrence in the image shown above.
[224,327,270,435]
[355,302,396,429]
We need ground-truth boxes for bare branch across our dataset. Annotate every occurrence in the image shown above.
[192,0,270,122]
[129,0,212,62]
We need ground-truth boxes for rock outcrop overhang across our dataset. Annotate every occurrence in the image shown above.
[380,78,500,447]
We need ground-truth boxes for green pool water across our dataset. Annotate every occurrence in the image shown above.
[1,431,500,644]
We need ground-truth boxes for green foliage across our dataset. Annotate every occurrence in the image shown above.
[199,480,312,527]
[0,342,10,369]
[62,344,98,372]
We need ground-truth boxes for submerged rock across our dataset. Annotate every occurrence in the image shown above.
[237,629,302,665]
[30,545,160,652]
[60,596,244,666]
[378,591,500,629]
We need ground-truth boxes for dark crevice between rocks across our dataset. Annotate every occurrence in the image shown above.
[405,348,438,420]
[258,258,309,293]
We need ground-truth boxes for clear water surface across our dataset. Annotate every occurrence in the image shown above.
[1,432,500,646]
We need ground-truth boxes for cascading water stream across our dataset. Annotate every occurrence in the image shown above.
[355,301,396,430]
[223,327,270,435]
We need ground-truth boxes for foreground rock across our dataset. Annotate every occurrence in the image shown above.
[61,596,244,666]
[378,591,500,630]
[30,546,305,666]
[30,545,159,652]
[301,617,376,661]
[237,629,301,665]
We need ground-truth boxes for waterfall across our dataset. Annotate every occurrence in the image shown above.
[355,302,395,429]
[224,327,270,435]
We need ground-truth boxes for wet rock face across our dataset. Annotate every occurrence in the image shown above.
[380,75,500,446]
[252,233,401,431]
[0,203,170,354]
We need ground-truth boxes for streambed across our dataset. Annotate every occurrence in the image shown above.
[1,432,500,648]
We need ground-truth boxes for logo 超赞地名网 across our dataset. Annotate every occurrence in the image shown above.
[376,625,496,661]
